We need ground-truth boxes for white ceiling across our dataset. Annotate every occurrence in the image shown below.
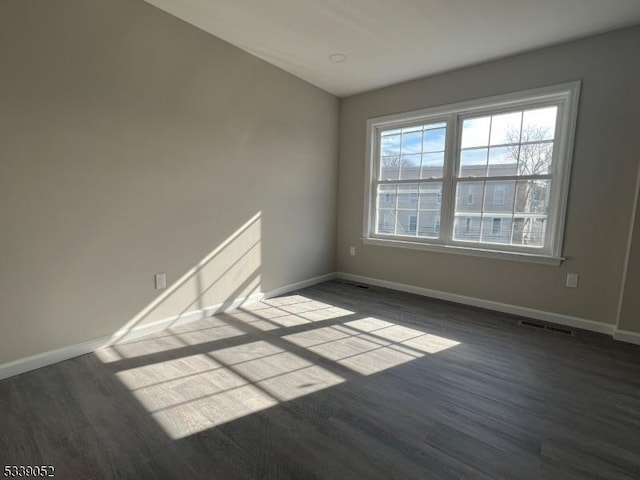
[144,0,640,97]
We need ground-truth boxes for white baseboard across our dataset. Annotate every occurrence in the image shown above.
[0,337,110,382]
[613,329,640,346]
[105,291,267,346]
[3,270,636,381]
[336,272,617,336]
[0,272,335,381]
[263,272,336,299]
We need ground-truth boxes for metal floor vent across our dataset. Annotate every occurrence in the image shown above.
[517,319,574,336]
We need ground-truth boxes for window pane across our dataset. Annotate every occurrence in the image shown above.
[397,183,419,209]
[453,215,481,242]
[377,184,397,209]
[381,132,400,156]
[459,109,556,179]
[396,210,418,237]
[522,107,557,141]
[380,121,448,182]
[418,211,440,238]
[421,152,444,178]
[399,154,422,180]
[456,181,484,213]
[380,156,400,180]
[511,217,546,247]
[452,179,551,247]
[484,180,515,213]
[481,216,513,244]
[419,183,442,211]
[423,128,446,152]
[461,116,490,148]
[377,210,396,235]
[514,180,550,214]
[401,131,422,154]
[517,142,553,175]
[490,111,522,146]
[460,148,488,177]
[487,146,518,176]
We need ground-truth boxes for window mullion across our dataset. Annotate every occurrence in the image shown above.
[369,134,381,236]
[378,178,443,185]
[393,180,399,236]
[439,114,458,244]
[456,174,552,182]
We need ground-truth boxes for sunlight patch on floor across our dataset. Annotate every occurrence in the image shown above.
[101,293,459,440]
[95,322,247,363]
[284,317,460,375]
[241,298,354,327]
[345,318,461,354]
[114,341,343,439]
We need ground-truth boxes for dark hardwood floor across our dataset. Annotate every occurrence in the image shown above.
[2,280,640,479]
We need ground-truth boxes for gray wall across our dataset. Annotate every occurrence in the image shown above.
[337,26,640,327]
[0,0,338,364]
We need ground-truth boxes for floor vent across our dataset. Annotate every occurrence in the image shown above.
[517,319,575,336]
[545,325,574,335]
[519,320,546,330]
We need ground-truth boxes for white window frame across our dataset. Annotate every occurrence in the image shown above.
[362,82,580,265]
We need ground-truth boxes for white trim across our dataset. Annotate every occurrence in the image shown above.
[103,291,266,346]
[0,337,111,382]
[367,82,580,128]
[613,329,640,346]
[0,273,335,381]
[616,162,640,328]
[4,269,638,382]
[262,273,336,299]
[336,272,615,335]
[362,237,563,265]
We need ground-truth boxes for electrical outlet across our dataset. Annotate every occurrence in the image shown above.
[566,273,579,288]
[349,246,356,256]
[155,273,166,290]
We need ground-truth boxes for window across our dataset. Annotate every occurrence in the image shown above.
[409,215,417,234]
[491,217,502,235]
[363,82,580,264]
[493,185,507,206]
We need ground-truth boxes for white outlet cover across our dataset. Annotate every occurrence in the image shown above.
[566,273,579,288]
[155,273,167,290]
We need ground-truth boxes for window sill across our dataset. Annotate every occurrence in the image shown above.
[362,237,564,266]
